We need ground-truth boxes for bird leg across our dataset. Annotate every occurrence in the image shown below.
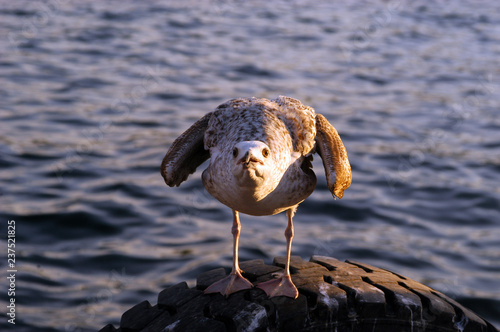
[257,207,299,299]
[204,210,253,297]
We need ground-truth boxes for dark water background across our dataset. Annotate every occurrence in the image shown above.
[1,0,499,330]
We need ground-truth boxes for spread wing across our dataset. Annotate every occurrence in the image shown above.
[161,112,212,187]
[315,113,352,199]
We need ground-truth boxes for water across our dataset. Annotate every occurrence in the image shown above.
[1,1,499,330]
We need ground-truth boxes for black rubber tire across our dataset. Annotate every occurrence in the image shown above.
[100,255,499,332]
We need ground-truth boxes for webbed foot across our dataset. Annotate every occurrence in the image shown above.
[257,274,298,299]
[204,270,253,297]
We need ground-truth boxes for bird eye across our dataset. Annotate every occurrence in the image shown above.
[262,148,270,158]
[232,147,238,158]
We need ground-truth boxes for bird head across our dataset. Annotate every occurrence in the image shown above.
[231,141,272,188]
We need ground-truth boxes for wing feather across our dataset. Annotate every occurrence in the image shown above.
[315,113,352,199]
[161,112,212,187]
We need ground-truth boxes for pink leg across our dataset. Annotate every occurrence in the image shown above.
[204,210,253,297]
[257,207,299,299]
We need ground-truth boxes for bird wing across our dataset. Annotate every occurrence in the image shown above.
[272,96,316,155]
[161,112,212,187]
[314,113,352,199]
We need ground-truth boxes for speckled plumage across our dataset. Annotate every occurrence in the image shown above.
[161,96,352,298]
[200,96,318,215]
[161,96,351,212]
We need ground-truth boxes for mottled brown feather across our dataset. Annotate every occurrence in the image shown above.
[160,112,212,187]
[315,113,352,199]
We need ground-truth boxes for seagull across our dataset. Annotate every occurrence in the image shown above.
[161,96,351,299]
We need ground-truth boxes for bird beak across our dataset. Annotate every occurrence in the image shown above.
[239,152,263,167]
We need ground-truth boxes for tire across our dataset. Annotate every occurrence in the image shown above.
[100,255,499,332]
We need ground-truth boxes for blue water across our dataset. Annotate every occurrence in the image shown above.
[1,1,499,331]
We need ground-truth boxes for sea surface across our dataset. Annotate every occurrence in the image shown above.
[0,1,499,331]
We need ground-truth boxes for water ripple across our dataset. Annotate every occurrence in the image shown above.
[0,1,499,331]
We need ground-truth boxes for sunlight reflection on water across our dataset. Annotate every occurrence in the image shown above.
[0,0,499,330]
